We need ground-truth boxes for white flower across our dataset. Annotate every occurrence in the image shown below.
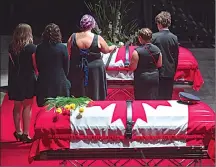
[118,42,124,46]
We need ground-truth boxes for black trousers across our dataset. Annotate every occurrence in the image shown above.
[158,77,174,100]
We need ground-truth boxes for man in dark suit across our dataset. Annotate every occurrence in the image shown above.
[152,11,179,100]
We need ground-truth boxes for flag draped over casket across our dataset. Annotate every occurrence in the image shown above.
[29,100,214,164]
[102,46,204,91]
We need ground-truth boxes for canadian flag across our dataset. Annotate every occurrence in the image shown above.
[70,100,191,149]
[131,101,188,148]
[28,99,214,162]
[102,46,136,69]
[70,101,126,148]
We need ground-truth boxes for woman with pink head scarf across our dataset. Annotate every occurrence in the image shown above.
[67,14,116,100]
[80,14,97,31]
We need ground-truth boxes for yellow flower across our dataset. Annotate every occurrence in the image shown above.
[56,108,62,114]
[64,104,70,110]
[79,107,84,113]
[69,103,76,110]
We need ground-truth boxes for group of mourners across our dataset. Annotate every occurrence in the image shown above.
[7,11,179,142]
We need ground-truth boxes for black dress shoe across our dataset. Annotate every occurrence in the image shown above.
[21,134,33,143]
[13,131,23,141]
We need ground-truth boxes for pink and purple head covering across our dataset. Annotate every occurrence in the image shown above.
[80,14,96,31]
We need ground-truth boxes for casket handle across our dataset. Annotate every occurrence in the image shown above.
[125,100,134,139]
[105,49,117,68]
[124,45,130,67]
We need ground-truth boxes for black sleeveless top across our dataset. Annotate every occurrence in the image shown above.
[69,33,101,69]
[134,43,161,75]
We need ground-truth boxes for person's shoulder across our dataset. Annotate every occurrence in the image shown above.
[151,43,159,48]
[95,33,100,38]
[57,43,67,49]
[152,31,161,38]
[25,43,37,52]
[36,43,43,49]
[69,33,75,40]
[169,32,178,40]
[56,43,68,53]
[150,44,161,53]
[135,45,143,49]
[135,45,143,52]
[152,32,163,42]
[25,43,36,49]
[152,31,161,36]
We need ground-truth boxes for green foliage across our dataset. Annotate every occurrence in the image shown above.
[85,0,138,45]
[45,96,91,110]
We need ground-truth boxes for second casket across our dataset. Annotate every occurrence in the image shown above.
[29,100,214,166]
[102,46,204,100]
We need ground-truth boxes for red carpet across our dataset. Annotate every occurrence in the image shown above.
[0,94,60,166]
[1,94,215,166]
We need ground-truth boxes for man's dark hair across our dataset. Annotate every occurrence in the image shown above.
[155,11,171,28]
[42,23,62,43]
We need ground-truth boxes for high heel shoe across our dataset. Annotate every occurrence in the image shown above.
[13,131,23,141]
[21,134,33,143]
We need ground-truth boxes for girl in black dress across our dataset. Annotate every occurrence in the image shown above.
[67,14,116,100]
[35,23,71,107]
[129,28,162,100]
[8,23,37,142]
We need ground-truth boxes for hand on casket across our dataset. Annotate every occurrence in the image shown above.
[102,48,126,67]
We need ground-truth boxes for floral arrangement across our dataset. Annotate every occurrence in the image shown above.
[85,0,139,45]
[45,96,92,115]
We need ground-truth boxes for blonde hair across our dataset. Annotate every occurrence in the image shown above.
[10,23,33,55]
[155,11,171,28]
[138,28,152,41]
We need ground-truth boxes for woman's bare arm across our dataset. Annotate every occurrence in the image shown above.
[129,50,139,71]
[98,35,116,54]
[156,53,162,68]
[62,45,70,76]
[67,35,72,58]
[32,53,38,75]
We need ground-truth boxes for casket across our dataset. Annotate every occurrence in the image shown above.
[102,46,204,100]
[29,100,215,166]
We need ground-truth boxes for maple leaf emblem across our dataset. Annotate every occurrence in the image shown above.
[115,46,136,63]
[88,101,127,127]
[88,100,172,129]
[132,101,171,127]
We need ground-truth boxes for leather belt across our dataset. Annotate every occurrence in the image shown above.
[124,45,130,67]
[125,100,133,139]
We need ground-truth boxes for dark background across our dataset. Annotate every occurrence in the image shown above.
[0,0,215,47]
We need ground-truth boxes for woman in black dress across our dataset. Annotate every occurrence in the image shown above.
[129,28,162,100]
[35,23,71,107]
[67,14,116,100]
[8,23,37,142]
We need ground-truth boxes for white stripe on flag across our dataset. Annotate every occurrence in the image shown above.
[102,48,126,67]
[70,101,188,149]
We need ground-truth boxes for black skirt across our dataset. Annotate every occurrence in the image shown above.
[134,70,159,100]
[8,74,37,101]
[69,59,107,100]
